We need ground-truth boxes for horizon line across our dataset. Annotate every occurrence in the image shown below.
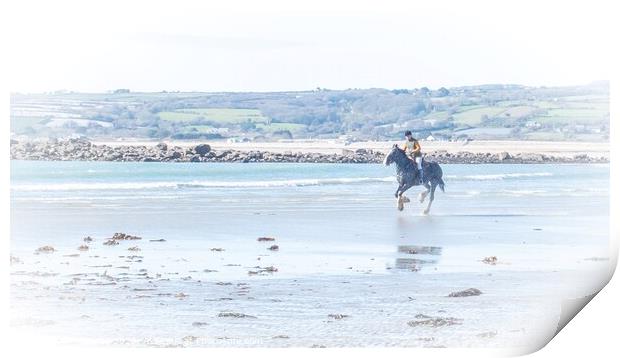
[9,80,610,96]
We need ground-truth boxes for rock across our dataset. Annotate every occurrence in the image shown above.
[110,232,142,240]
[77,245,89,251]
[248,265,278,275]
[407,315,463,327]
[192,322,208,327]
[182,335,198,343]
[210,248,225,252]
[217,312,257,319]
[328,314,349,320]
[83,236,94,243]
[103,239,119,246]
[257,237,276,242]
[127,246,141,251]
[497,152,511,161]
[35,246,55,254]
[194,144,211,156]
[156,142,168,151]
[268,245,279,251]
[448,288,482,297]
[168,151,182,159]
[482,256,498,265]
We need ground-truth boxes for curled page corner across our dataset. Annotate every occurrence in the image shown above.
[544,251,618,353]
[555,293,597,336]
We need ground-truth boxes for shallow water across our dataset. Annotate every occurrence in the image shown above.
[10,161,611,348]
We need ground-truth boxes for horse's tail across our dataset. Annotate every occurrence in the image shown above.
[438,177,445,192]
[432,162,445,192]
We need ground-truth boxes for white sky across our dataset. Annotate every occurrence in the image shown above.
[2,0,615,92]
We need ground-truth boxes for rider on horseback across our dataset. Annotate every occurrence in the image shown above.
[403,130,423,184]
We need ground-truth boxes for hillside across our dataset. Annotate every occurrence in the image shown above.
[10,82,609,142]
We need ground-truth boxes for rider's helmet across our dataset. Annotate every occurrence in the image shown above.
[404,130,412,137]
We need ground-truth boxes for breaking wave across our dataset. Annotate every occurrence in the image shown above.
[445,172,553,181]
[11,177,395,191]
[11,172,557,191]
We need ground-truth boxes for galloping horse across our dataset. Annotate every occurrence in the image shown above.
[383,144,445,214]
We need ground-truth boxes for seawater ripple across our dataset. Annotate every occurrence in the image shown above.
[11,172,556,192]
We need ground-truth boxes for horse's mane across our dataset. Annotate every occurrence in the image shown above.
[390,145,416,171]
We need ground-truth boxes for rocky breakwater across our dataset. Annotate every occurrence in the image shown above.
[10,139,608,164]
[9,139,385,163]
[423,150,607,164]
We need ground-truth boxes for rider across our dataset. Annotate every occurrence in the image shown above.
[403,130,423,184]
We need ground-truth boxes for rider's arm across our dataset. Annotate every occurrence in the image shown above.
[413,141,421,153]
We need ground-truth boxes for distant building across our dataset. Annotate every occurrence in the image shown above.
[226,137,251,143]
[525,121,542,129]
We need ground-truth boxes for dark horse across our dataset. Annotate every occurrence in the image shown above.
[383,144,445,214]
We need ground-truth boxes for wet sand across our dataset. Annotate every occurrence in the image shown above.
[9,231,610,349]
[11,239,601,349]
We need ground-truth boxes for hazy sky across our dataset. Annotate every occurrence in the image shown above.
[4,0,614,92]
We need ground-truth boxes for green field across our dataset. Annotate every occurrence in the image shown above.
[449,98,608,127]
[451,106,508,126]
[422,111,452,121]
[158,107,307,133]
[531,107,608,125]
[159,108,269,124]
[500,106,538,118]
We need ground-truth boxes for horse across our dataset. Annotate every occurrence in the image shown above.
[383,144,445,214]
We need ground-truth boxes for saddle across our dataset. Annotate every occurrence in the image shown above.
[408,156,425,182]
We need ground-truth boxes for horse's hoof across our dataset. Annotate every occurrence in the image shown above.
[397,197,404,211]
[422,209,429,215]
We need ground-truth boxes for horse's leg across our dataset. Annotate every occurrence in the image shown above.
[398,182,414,211]
[394,183,403,198]
[423,182,437,215]
[419,182,431,203]
[400,182,414,196]
[395,183,405,210]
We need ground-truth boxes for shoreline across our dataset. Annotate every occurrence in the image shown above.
[10,138,609,164]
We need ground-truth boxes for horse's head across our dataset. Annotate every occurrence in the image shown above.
[383,144,401,166]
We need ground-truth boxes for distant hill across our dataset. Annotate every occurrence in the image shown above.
[10,82,609,142]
